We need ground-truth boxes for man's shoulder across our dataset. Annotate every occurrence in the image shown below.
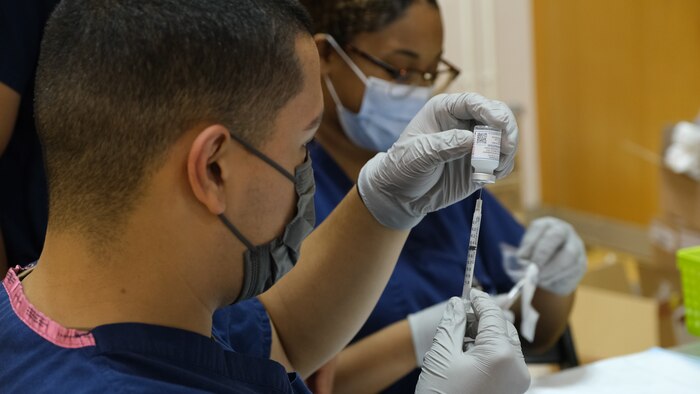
[0,333,296,394]
[0,338,106,392]
[0,277,301,393]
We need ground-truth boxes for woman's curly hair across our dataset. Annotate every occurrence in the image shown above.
[299,0,438,47]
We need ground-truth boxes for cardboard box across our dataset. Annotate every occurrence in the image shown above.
[659,126,700,229]
[648,216,700,269]
[636,263,684,348]
[570,260,684,363]
[659,166,700,230]
[637,262,682,300]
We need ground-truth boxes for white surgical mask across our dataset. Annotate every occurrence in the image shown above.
[322,35,433,152]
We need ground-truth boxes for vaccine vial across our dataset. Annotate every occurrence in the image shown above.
[471,125,502,184]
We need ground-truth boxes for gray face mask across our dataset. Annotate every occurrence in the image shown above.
[220,133,315,303]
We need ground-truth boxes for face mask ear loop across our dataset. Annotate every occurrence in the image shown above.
[219,214,255,250]
[323,74,344,108]
[228,132,295,182]
[320,34,368,85]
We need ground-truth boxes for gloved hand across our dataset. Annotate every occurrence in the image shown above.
[415,291,530,394]
[358,93,518,229]
[407,300,449,367]
[506,217,587,296]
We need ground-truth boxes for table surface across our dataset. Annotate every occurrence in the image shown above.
[527,344,700,393]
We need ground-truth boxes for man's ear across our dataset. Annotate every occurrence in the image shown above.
[314,33,332,75]
[187,124,231,215]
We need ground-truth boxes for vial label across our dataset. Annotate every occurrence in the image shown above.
[473,127,501,161]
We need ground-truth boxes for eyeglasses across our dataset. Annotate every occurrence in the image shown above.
[347,45,461,94]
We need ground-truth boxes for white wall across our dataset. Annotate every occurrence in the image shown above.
[439,0,541,211]
[440,0,499,98]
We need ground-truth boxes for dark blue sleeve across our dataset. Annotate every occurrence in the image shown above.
[475,190,526,293]
[212,298,272,359]
[0,1,54,94]
[308,142,353,227]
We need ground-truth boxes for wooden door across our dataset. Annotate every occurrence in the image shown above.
[533,0,700,224]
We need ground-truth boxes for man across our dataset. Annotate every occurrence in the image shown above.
[0,1,529,392]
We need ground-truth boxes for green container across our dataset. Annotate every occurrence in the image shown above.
[677,246,700,336]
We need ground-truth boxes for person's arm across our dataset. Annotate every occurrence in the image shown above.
[507,217,586,353]
[0,83,20,155]
[304,355,338,394]
[261,189,410,377]
[0,82,22,271]
[333,319,415,394]
[517,288,575,353]
[0,228,7,273]
[268,314,294,370]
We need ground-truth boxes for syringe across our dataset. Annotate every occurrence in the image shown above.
[462,189,484,351]
[461,189,484,301]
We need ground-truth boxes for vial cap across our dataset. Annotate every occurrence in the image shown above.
[472,172,496,184]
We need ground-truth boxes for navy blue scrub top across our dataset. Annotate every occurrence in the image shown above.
[309,142,524,393]
[0,267,310,393]
[0,0,59,266]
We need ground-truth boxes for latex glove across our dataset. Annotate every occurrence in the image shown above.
[507,217,587,296]
[358,93,518,229]
[415,291,530,394]
[408,300,449,367]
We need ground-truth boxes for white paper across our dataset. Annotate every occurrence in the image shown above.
[519,264,540,342]
[527,347,700,394]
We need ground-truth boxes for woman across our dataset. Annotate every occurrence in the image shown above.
[299,0,587,392]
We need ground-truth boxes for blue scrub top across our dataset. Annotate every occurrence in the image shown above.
[0,268,310,393]
[310,143,524,392]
